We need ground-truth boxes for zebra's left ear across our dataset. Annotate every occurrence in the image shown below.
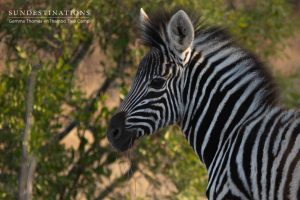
[167,10,194,53]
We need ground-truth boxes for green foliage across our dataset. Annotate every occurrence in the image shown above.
[276,71,300,108]
[137,127,208,199]
[0,0,299,199]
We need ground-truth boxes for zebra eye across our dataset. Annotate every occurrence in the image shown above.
[149,77,166,89]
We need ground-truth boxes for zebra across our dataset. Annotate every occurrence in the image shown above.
[107,8,300,199]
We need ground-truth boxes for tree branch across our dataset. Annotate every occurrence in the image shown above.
[18,64,40,200]
[38,38,95,151]
[69,36,93,68]
[58,143,100,199]
[51,48,126,144]
[96,161,138,200]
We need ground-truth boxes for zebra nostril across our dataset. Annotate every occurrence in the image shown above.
[111,128,121,139]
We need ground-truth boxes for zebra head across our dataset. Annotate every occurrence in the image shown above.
[107,9,195,151]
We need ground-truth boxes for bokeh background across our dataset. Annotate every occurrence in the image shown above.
[0,0,300,199]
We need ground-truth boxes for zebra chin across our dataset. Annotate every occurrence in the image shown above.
[107,111,138,152]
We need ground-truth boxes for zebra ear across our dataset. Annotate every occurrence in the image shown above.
[140,8,149,23]
[167,10,194,53]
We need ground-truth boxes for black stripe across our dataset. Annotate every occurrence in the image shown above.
[274,121,300,200]
[283,146,300,198]
[266,115,294,199]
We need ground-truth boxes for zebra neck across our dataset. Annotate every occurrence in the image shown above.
[179,49,274,169]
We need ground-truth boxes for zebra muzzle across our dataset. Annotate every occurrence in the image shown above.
[107,111,137,152]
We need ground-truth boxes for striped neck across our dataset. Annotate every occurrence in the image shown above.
[179,31,277,168]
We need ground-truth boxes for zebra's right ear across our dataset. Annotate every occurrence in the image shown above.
[167,10,194,53]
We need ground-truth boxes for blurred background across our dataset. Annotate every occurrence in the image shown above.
[0,0,300,199]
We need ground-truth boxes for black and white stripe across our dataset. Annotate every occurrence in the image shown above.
[114,8,300,199]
